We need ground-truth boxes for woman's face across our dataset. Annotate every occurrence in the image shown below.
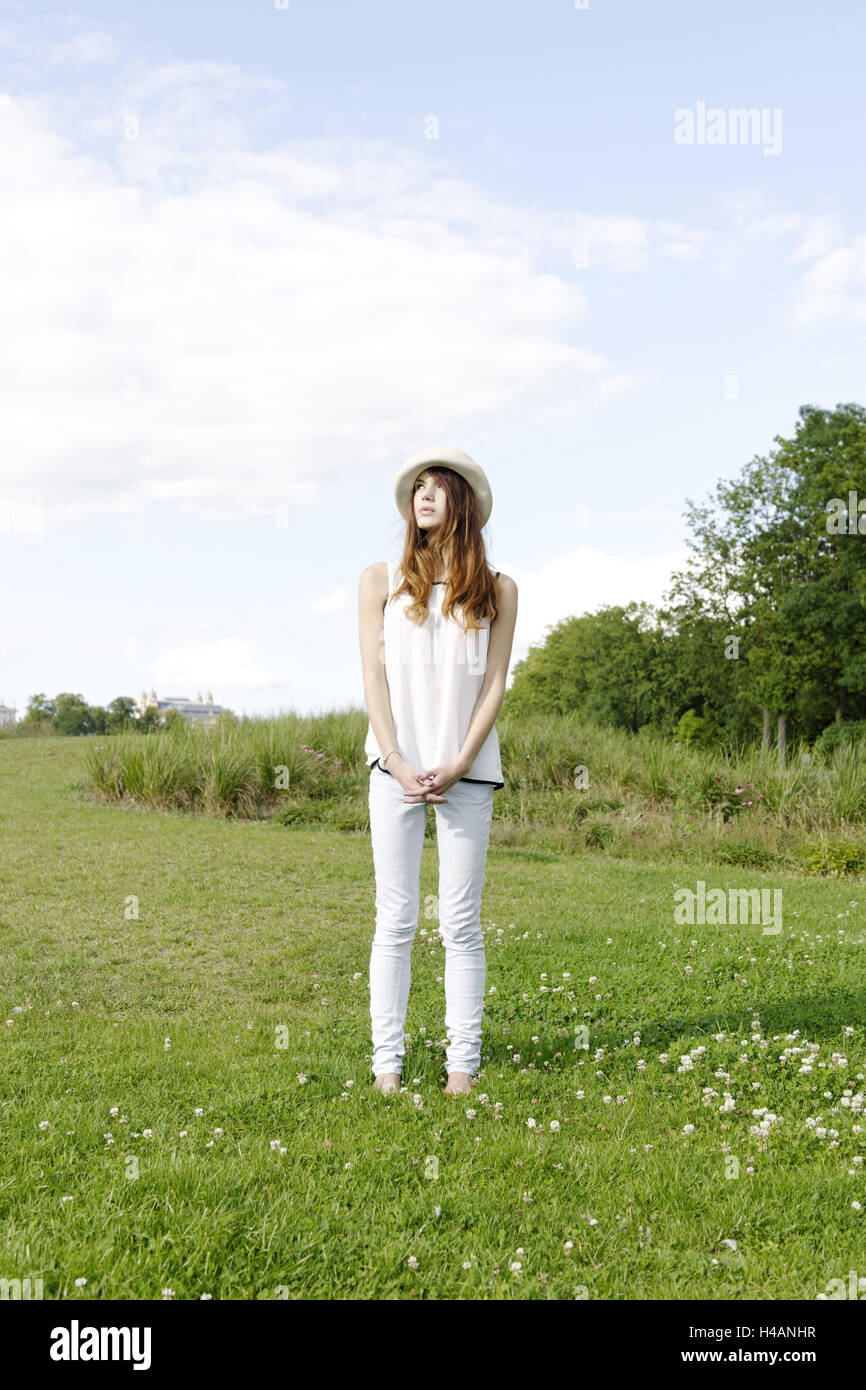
[412,470,447,531]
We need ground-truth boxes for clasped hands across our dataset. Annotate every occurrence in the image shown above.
[390,755,468,803]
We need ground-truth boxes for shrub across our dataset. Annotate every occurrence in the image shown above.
[584,819,615,850]
[813,719,866,756]
[716,843,775,869]
[320,802,369,833]
[270,802,318,826]
[675,709,713,746]
[798,840,866,877]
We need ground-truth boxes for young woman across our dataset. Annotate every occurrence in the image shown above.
[358,447,518,1097]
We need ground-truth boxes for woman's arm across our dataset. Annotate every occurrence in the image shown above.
[358,562,399,762]
[455,573,518,773]
[358,562,436,800]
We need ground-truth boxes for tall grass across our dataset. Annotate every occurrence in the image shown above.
[81,708,866,869]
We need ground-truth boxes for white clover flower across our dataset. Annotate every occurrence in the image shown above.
[550,1120,560,1131]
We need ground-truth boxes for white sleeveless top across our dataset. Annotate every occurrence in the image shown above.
[364,559,504,789]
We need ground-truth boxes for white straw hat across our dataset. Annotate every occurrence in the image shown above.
[394,446,492,526]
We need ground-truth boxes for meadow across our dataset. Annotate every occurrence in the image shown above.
[1,727,865,1300]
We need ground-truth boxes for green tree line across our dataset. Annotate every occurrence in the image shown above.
[14,695,236,736]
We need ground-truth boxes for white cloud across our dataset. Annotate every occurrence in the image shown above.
[657,219,712,261]
[786,216,840,265]
[504,545,689,657]
[791,237,866,328]
[47,30,121,67]
[0,58,650,532]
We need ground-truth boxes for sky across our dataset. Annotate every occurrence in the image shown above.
[1,0,864,720]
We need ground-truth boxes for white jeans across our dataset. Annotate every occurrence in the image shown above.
[368,762,494,1078]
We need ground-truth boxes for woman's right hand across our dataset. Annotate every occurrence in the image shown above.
[388,756,448,803]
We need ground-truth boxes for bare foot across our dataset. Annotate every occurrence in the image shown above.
[444,1071,474,1095]
[373,1072,401,1095]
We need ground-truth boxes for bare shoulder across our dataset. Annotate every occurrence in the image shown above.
[359,561,389,601]
[494,571,518,599]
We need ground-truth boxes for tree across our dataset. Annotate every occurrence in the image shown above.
[106,697,137,733]
[22,693,57,725]
[504,604,660,732]
[137,705,162,733]
[54,693,95,736]
[666,403,866,756]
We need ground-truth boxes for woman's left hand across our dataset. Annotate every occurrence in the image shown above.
[403,759,468,803]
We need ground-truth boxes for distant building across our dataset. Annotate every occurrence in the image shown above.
[0,700,17,727]
[135,688,224,728]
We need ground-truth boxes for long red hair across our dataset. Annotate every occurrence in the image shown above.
[392,466,499,631]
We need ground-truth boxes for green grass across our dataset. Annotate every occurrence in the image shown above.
[1,736,865,1300]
